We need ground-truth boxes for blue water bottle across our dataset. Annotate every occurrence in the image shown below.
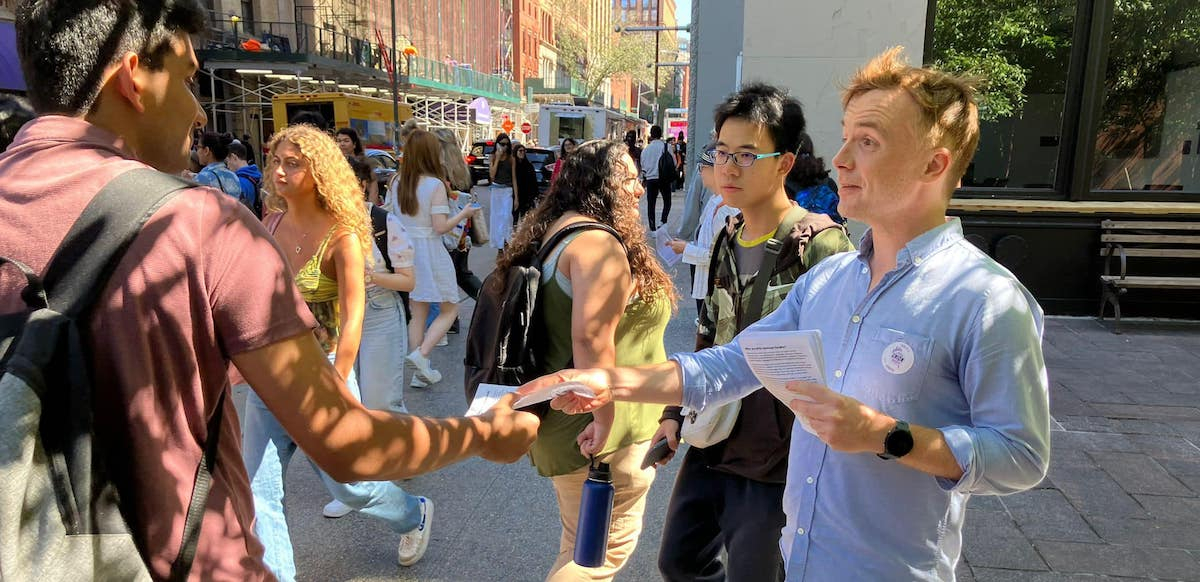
[573,458,614,568]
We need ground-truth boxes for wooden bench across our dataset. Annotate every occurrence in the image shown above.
[1098,220,1200,333]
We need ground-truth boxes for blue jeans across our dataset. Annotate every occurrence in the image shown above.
[357,287,409,411]
[241,354,422,582]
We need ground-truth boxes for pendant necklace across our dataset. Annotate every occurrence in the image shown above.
[294,225,310,255]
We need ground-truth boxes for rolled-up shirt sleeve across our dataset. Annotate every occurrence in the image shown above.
[938,280,1051,495]
[671,271,809,411]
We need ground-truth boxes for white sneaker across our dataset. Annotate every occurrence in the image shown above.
[323,499,354,518]
[435,336,449,347]
[405,350,441,384]
[410,375,429,389]
[397,497,434,567]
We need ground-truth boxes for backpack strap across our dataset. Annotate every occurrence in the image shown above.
[40,169,192,318]
[168,389,226,582]
[739,212,794,333]
[534,221,625,265]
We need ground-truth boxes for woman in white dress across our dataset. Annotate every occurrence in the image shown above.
[488,132,516,248]
[385,129,480,385]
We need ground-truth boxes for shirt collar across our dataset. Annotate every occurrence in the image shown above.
[8,115,136,159]
[203,161,228,171]
[856,217,964,268]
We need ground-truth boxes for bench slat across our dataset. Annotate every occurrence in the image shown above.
[1098,248,1200,258]
[1101,275,1200,288]
[1102,221,1200,230]
[1101,234,1200,244]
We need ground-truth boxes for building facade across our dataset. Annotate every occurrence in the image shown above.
[689,0,1200,318]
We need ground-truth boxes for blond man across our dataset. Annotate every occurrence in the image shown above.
[520,47,1051,580]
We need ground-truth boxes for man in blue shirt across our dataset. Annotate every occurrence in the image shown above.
[519,47,1050,581]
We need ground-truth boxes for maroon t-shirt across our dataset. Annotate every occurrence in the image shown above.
[0,116,315,581]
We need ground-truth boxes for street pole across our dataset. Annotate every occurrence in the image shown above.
[653,0,660,126]
[390,0,400,153]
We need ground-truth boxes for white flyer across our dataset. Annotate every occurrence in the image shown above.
[512,381,597,410]
[655,226,682,268]
[739,330,827,435]
[465,383,519,417]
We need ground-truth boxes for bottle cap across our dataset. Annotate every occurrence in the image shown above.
[587,461,612,483]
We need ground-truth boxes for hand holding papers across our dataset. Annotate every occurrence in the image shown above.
[512,381,597,410]
[655,226,682,268]
[739,330,826,435]
[466,383,519,417]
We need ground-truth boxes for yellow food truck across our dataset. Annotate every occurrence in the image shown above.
[272,92,412,149]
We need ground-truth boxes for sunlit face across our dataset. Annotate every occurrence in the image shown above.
[616,153,644,201]
[134,33,207,174]
[271,140,316,200]
[831,88,928,224]
[713,117,792,210]
[335,133,355,156]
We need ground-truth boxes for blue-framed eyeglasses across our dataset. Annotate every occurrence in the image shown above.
[707,149,784,168]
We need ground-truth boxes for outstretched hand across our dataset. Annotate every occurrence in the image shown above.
[515,369,613,415]
[477,393,541,463]
[785,381,890,454]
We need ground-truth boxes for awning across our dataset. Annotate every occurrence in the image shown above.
[0,21,26,92]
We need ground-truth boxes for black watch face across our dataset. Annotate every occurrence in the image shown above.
[886,423,915,457]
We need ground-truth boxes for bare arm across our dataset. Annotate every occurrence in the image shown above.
[428,180,478,235]
[562,229,632,453]
[489,153,500,182]
[370,266,415,292]
[235,333,539,481]
[323,231,366,380]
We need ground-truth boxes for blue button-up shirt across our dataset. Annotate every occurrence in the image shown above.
[673,218,1050,581]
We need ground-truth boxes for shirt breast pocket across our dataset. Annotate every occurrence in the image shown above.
[864,327,933,405]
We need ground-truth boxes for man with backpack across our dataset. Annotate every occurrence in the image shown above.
[640,124,676,229]
[0,3,538,580]
[650,84,854,581]
[227,140,262,218]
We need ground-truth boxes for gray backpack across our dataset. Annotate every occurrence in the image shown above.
[0,169,220,581]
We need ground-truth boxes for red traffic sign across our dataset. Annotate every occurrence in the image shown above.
[502,118,515,133]
[520,121,532,134]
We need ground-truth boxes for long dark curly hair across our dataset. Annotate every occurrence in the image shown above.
[497,139,677,305]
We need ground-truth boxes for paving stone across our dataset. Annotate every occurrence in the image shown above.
[1128,434,1200,462]
[1045,466,1147,519]
[961,510,1048,571]
[1121,390,1200,407]
[1133,494,1200,524]
[1057,378,1135,405]
[1091,403,1200,421]
[1086,515,1200,550]
[1049,385,1098,417]
[1034,540,1200,580]
[1162,381,1200,395]
[1052,431,1137,453]
[1091,452,1194,496]
[971,568,1143,582]
[969,495,1006,512]
[956,559,975,582]
[1108,418,1181,436]
[1002,489,1099,543]
[1056,415,1118,433]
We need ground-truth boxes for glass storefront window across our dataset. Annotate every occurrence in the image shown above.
[1090,0,1200,193]
[928,1,1077,190]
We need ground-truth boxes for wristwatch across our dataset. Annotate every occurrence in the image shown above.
[877,420,914,460]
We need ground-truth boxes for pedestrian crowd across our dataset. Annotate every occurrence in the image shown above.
[0,2,1050,582]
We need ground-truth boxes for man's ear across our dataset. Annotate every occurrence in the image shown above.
[110,52,147,113]
[922,147,952,184]
[778,151,797,178]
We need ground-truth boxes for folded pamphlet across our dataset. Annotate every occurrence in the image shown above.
[512,381,597,410]
[739,330,826,435]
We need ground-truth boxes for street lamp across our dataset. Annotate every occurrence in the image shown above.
[231,15,241,46]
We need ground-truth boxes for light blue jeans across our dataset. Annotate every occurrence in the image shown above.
[357,287,409,412]
[241,353,422,582]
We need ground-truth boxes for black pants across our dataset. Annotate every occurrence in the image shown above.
[658,447,787,582]
[646,178,672,228]
[450,247,482,300]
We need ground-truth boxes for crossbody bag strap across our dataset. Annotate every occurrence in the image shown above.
[167,389,226,582]
[738,218,791,333]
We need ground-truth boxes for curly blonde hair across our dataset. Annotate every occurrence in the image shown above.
[497,140,676,305]
[262,124,373,265]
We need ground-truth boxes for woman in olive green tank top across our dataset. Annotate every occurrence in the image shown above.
[496,140,676,581]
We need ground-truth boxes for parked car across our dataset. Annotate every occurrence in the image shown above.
[365,148,397,198]
[468,141,495,186]
[522,147,558,194]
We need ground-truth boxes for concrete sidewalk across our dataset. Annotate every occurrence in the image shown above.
[957,317,1200,582]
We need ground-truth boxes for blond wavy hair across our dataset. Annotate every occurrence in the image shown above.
[843,46,980,186]
[262,124,373,264]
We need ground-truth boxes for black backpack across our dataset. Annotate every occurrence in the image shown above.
[244,175,263,220]
[656,141,677,182]
[0,169,221,581]
[463,222,621,410]
[368,204,393,273]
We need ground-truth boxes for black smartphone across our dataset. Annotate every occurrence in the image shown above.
[641,438,673,470]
